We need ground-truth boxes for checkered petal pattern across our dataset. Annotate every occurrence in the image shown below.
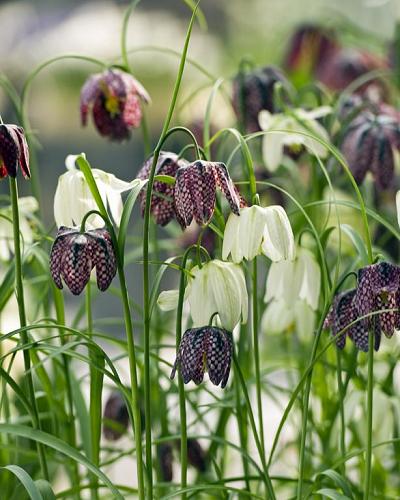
[0,124,30,179]
[137,151,188,226]
[80,69,150,141]
[174,161,241,229]
[170,326,233,388]
[50,226,117,295]
[103,391,129,441]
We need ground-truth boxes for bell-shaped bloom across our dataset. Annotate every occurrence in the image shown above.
[232,65,290,132]
[174,160,241,228]
[137,151,188,226]
[259,106,331,171]
[157,443,174,482]
[187,439,207,472]
[262,248,320,336]
[186,259,248,331]
[54,155,141,229]
[80,68,150,141]
[0,197,38,261]
[50,226,117,295]
[222,205,295,263]
[341,110,400,190]
[103,391,129,441]
[0,124,30,179]
[170,326,233,388]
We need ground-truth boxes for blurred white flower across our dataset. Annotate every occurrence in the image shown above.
[54,154,142,229]
[186,259,248,331]
[222,205,296,263]
[258,106,331,171]
[157,289,180,312]
[0,196,38,261]
[262,248,321,336]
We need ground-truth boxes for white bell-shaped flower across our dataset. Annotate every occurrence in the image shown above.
[54,154,143,229]
[259,106,331,171]
[186,259,248,331]
[222,205,295,263]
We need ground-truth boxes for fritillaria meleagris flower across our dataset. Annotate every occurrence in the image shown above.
[80,68,150,141]
[0,124,30,179]
[341,110,400,190]
[232,65,290,132]
[157,442,174,482]
[187,439,207,472]
[136,151,188,226]
[103,391,129,441]
[50,226,117,295]
[174,160,241,229]
[170,326,233,388]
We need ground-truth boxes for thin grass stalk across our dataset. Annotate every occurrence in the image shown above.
[336,349,346,476]
[9,176,49,480]
[363,331,374,500]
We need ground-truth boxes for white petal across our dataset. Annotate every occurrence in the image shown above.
[294,300,316,339]
[261,206,296,261]
[222,212,242,262]
[296,249,321,310]
[261,299,294,334]
[187,265,216,327]
[65,154,83,171]
[264,260,296,305]
[93,169,134,193]
[157,290,180,311]
[258,110,274,130]
[262,133,285,171]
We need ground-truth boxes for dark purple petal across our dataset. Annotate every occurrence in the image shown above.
[103,391,129,441]
[158,443,174,482]
[213,162,241,216]
[87,228,117,291]
[59,233,92,295]
[0,124,19,177]
[187,439,207,472]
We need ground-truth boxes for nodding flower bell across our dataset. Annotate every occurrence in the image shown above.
[174,160,241,229]
[232,65,290,132]
[137,151,188,226]
[325,261,400,351]
[341,110,400,190]
[50,226,117,295]
[103,391,129,441]
[170,326,233,388]
[0,124,30,179]
[222,205,295,263]
[80,68,150,141]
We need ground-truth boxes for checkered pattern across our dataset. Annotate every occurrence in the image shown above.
[232,66,289,132]
[103,391,129,441]
[341,111,400,190]
[0,124,30,179]
[80,69,150,141]
[174,161,241,229]
[137,151,188,226]
[170,326,233,388]
[50,226,117,295]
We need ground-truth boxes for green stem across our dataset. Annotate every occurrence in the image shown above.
[141,8,198,498]
[336,349,346,477]
[121,0,141,72]
[9,177,49,480]
[363,331,374,500]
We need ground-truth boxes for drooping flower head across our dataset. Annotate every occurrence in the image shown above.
[232,65,290,132]
[50,226,117,295]
[174,160,241,229]
[157,442,174,482]
[103,391,129,441]
[341,110,400,190]
[187,439,207,472]
[0,124,30,179]
[137,151,188,226]
[80,68,150,141]
[170,326,233,388]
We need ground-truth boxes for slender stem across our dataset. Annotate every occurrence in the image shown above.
[336,349,346,476]
[121,0,141,72]
[363,331,374,500]
[141,8,198,498]
[141,111,151,158]
[9,177,49,480]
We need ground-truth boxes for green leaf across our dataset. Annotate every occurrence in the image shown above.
[0,424,123,499]
[118,178,147,257]
[340,223,369,266]
[316,469,354,499]
[153,174,175,185]
[316,488,351,500]
[35,480,56,500]
[0,465,44,500]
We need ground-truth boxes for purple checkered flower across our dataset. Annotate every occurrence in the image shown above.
[187,438,207,472]
[341,110,400,190]
[50,226,117,295]
[174,161,241,229]
[0,124,30,179]
[137,151,188,226]
[232,65,290,132]
[157,442,174,482]
[170,326,233,388]
[103,391,129,441]
[80,69,150,141]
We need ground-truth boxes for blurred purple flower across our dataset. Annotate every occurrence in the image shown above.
[170,326,233,388]
[157,442,174,482]
[80,68,150,141]
[137,151,188,226]
[187,438,207,472]
[50,226,117,295]
[0,124,30,179]
[103,391,129,441]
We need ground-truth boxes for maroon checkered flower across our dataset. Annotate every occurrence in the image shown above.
[174,161,241,229]
[137,151,188,226]
[157,442,174,482]
[103,391,129,441]
[232,65,290,132]
[341,110,400,190]
[0,124,30,179]
[80,69,150,141]
[187,438,207,472]
[50,226,117,295]
[170,326,233,388]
